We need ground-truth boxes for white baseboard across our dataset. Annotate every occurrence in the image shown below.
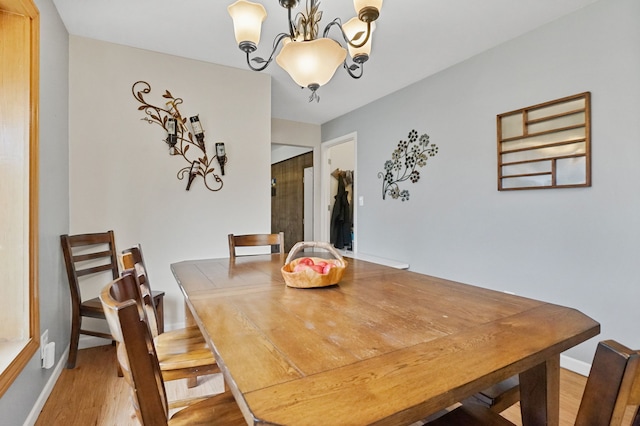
[23,345,69,426]
[336,249,410,270]
[78,335,112,350]
[560,353,591,377]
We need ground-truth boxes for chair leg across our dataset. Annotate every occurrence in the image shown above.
[187,377,198,388]
[631,407,640,426]
[66,315,81,369]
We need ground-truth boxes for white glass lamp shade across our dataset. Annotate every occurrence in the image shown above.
[354,0,383,15]
[227,0,267,46]
[342,17,375,59]
[276,39,347,88]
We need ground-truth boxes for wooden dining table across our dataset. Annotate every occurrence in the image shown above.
[171,253,599,426]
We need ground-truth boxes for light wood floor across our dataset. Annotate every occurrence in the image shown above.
[35,345,225,425]
[35,345,636,425]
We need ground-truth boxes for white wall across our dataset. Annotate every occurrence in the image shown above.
[271,145,312,164]
[271,118,320,147]
[322,0,640,365]
[271,118,322,241]
[69,37,271,328]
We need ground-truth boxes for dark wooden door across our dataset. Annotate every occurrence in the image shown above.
[271,152,313,252]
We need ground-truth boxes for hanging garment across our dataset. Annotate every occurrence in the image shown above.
[330,175,352,249]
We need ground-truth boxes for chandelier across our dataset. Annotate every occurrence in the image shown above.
[228,0,383,102]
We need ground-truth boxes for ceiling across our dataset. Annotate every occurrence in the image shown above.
[52,0,599,125]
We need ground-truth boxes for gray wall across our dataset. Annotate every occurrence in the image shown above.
[0,0,70,423]
[323,0,640,365]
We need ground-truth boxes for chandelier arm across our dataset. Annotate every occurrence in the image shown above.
[245,33,290,72]
[322,18,341,39]
[343,61,364,79]
[323,18,372,49]
[287,6,297,39]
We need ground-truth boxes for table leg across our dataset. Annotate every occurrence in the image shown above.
[519,356,560,426]
[154,296,165,335]
[184,300,199,388]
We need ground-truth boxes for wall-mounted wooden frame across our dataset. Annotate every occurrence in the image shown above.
[497,92,591,191]
[0,0,40,398]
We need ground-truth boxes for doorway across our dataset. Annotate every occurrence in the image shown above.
[321,133,357,252]
[271,147,313,252]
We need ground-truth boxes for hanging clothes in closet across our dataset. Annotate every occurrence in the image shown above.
[330,170,353,250]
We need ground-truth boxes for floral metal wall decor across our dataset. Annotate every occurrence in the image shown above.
[131,81,226,191]
[378,129,438,201]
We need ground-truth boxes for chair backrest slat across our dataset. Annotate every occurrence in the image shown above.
[576,340,640,425]
[72,249,114,263]
[100,274,169,425]
[228,232,285,258]
[121,245,144,270]
[75,263,116,277]
[61,230,119,305]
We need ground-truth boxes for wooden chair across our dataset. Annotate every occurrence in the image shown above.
[427,340,640,426]
[99,274,245,425]
[120,244,163,333]
[228,232,285,258]
[120,244,219,390]
[60,230,165,369]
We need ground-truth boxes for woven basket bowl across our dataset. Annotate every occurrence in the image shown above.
[281,241,347,288]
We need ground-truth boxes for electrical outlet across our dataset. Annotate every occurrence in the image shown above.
[41,329,49,359]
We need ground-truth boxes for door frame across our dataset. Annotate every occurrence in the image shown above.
[320,132,357,252]
[303,167,314,241]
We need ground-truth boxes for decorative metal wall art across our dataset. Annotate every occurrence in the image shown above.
[131,81,227,191]
[378,129,438,201]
